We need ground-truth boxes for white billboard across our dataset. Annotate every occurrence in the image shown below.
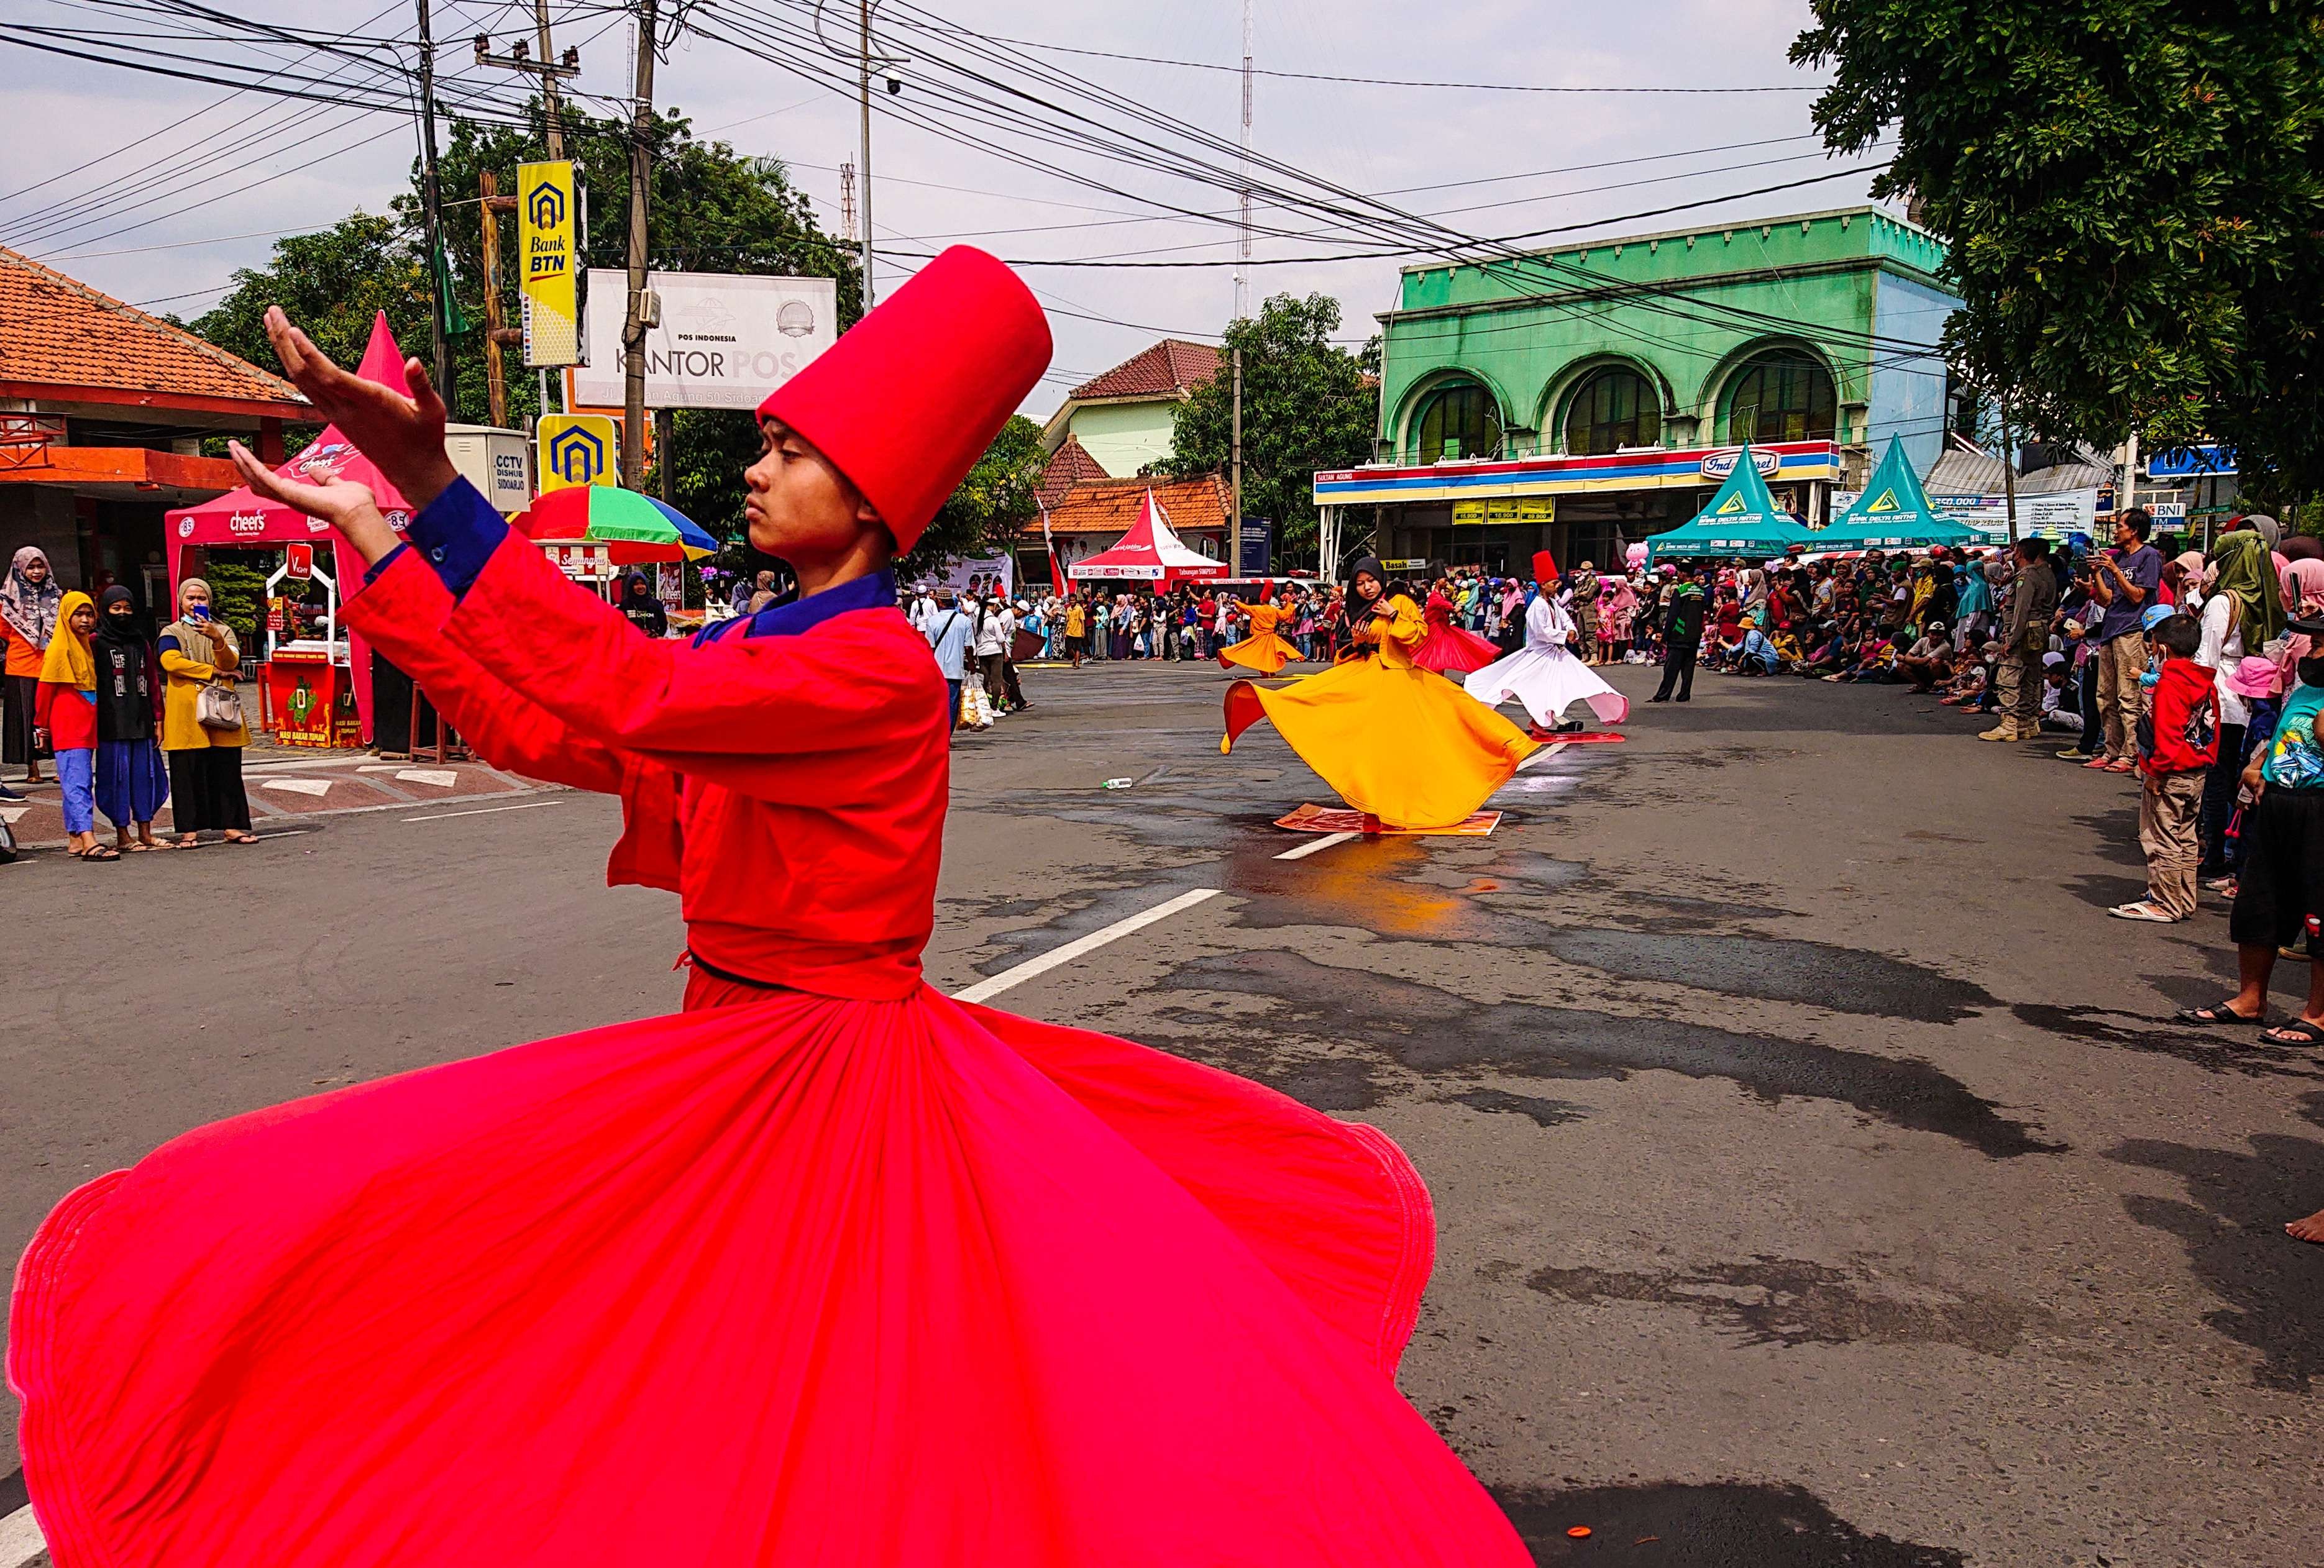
[575,270,836,411]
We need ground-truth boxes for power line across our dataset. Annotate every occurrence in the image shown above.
[992,35,1821,94]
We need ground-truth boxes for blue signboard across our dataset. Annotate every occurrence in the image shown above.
[2145,444,2236,481]
[1237,516,1272,576]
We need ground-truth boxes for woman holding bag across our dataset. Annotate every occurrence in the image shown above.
[157,576,257,847]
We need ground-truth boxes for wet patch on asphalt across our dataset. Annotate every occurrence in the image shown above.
[1490,1480,1965,1566]
[1443,1088,1588,1128]
[1158,950,2063,1159]
[2109,1123,2324,1392]
[1542,931,1995,1024]
[1525,1255,2040,1356]
[2010,1003,2324,1080]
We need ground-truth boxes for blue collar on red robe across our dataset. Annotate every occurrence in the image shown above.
[695,568,897,645]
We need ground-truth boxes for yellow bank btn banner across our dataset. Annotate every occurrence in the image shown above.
[518,160,579,368]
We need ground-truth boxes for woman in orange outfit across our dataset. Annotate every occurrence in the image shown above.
[1215,583,1301,675]
[1223,557,1536,829]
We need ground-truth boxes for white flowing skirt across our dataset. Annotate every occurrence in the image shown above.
[1463,645,1629,728]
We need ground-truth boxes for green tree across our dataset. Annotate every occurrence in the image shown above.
[1163,294,1377,565]
[187,212,430,447]
[901,414,1045,576]
[1791,0,2324,486]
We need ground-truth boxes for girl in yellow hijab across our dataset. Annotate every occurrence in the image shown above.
[35,591,112,859]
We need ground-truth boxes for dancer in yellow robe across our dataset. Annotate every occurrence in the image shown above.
[1216,588,1301,675]
[1222,557,1537,828]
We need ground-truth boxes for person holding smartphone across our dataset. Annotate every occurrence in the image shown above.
[157,577,256,846]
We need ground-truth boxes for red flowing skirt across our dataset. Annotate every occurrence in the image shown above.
[1410,622,1503,675]
[10,976,1528,1566]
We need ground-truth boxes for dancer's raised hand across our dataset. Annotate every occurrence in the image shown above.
[262,306,460,511]
[227,441,403,566]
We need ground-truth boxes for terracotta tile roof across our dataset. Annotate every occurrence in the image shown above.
[0,245,306,414]
[1025,473,1230,537]
[1037,434,1112,508]
[1068,339,1222,402]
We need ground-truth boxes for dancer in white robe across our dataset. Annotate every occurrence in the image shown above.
[1464,553,1629,729]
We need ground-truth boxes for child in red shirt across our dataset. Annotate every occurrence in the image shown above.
[2114,612,2219,921]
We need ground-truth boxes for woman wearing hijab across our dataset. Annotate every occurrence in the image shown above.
[35,590,112,859]
[1222,555,1537,829]
[92,584,172,852]
[158,576,257,847]
[616,573,668,639]
[3,544,63,789]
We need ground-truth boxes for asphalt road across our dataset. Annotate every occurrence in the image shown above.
[6,656,2322,1566]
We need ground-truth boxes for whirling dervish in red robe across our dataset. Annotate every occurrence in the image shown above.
[7,248,1530,1568]
[1411,585,1503,674]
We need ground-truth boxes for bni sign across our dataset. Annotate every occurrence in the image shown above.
[576,271,836,411]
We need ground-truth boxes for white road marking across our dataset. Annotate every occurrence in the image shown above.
[0,806,27,824]
[396,768,459,788]
[357,763,403,773]
[952,887,1222,1005]
[1274,830,1356,860]
[1515,741,1569,770]
[403,800,562,823]
[258,777,334,798]
[0,1502,44,1568]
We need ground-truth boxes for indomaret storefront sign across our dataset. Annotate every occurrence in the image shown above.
[1314,440,1843,506]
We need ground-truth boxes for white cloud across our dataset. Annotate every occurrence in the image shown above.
[0,0,1882,417]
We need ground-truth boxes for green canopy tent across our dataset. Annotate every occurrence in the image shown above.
[1644,445,1814,560]
[1806,435,1987,553]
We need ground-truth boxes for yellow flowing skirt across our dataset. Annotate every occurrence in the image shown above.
[1217,630,1302,675]
[1222,656,1538,828]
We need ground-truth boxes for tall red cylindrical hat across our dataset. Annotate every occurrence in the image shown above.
[757,247,1051,555]
[1532,549,1558,584]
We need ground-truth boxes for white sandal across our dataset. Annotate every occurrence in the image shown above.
[2107,901,2180,923]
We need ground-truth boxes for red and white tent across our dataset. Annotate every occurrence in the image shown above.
[1067,489,1229,585]
[165,312,421,743]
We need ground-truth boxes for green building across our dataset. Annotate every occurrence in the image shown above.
[1314,205,1965,573]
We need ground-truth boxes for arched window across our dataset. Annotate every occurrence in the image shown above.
[1723,352,1836,444]
[1413,381,1501,463]
[1562,368,1662,455]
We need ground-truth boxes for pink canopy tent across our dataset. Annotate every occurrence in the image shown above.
[165,312,421,744]
[1067,490,1230,587]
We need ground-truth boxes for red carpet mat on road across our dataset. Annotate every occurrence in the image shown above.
[1527,729,1626,744]
[1274,803,1503,836]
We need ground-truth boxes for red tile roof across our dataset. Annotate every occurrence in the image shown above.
[1068,339,1222,402]
[0,245,306,416]
[1025,473,1230,537]
[1037,434,1112,508]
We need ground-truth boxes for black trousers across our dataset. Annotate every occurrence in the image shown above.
[1654,639,1699,702]
[165,745,251,832]
[2199,722,2248,874]
[3,673,42,767]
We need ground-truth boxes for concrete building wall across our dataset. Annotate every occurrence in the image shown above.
[1375,207,1958,468]
[0,487,83,588]
[1068,399,1179,477]
[1867,271,1957,476]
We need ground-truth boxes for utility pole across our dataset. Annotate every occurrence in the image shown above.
[534,0,565,158]
[1999,391,2019,544]
[414,0,455,414]
[621,0,659,488]
[858,0,876,309]
[1235,0,1252,322]
[478,170,521,429]
[1231,345,1244,547]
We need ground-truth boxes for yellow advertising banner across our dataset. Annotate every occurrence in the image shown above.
[518,160,579,367]
[537,414,620,493]
[1452,496,1554,525]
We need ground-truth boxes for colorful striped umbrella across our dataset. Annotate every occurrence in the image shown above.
[516,485,720,563]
